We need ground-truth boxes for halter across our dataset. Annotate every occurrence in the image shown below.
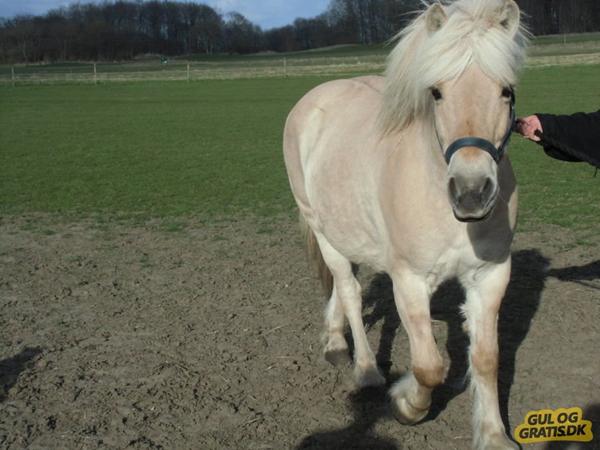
[443,90,516,165]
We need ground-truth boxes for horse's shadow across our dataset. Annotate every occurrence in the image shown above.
[0,347,43,402]
[298,249,599,448]
[543,403,600,450]
[296,386,401,449]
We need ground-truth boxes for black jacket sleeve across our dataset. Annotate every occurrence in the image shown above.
[535,110,600,168]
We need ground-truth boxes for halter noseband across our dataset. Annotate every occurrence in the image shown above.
[443,90,516,165]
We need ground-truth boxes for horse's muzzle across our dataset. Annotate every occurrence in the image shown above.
[448,175,497,222]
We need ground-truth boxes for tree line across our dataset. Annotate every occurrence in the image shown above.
[519,0,600,36]
[1,0,599,63]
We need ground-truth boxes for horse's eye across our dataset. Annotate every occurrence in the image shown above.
[501,87,513,98]
[431,88,442,101]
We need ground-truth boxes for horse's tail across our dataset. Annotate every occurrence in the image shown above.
[299,213,333,298]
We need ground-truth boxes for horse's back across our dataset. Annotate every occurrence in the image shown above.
[283,76,384,215]
[284,75,383,151]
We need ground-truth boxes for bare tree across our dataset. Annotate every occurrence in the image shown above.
[0,0,598,64]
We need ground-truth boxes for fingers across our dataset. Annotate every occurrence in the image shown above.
[515,120,540,141]
[518,122,541,141]
[515,115,542,142]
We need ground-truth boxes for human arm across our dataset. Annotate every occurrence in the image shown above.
[515,110,600,167]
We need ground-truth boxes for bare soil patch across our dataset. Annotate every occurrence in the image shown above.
[0,216,598,449]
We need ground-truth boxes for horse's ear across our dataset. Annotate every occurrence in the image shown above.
[425,3,447,33]
[498,0,520,36]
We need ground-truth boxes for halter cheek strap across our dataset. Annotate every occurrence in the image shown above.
[443,91,516,165]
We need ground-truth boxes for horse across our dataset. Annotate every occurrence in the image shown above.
[283,0,528,449]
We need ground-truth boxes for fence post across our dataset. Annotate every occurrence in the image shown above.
[11,66,15,87]
[93,62,97,84]
[283,57,287,77]
[187,62,190,82]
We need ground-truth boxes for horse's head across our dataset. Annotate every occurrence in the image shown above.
[381,0,526,222]
[433,65,515,222]
[426,1,521,222]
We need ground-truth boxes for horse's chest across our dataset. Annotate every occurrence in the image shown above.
[423,246,475,290]
[425,249,462,289]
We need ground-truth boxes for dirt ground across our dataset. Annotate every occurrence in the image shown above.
[0,215,598,450]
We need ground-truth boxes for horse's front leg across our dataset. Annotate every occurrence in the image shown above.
[462,259,518,450]
[389,271,445,424]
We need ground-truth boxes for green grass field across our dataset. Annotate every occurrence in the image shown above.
[1,64,599,231]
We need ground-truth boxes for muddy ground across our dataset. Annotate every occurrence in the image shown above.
[0,215,598,450]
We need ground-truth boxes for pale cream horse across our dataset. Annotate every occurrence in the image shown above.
[283,0,528,449]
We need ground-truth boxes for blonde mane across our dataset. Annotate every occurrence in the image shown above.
[379,0,529,133]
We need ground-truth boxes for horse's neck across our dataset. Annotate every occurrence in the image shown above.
[390,118,448,183]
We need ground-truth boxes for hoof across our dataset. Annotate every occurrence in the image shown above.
[354,364,386,388]
[324,348,351,367]
[390,395,429,425]
[389,376,430,425]
[477,433,520,450]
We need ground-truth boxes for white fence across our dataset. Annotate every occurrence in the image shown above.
[0,56,387,85]
[1,43,599,85]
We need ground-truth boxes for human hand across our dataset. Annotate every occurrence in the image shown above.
[515,115,543,141]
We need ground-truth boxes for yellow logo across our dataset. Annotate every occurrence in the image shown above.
[514,407,593,444]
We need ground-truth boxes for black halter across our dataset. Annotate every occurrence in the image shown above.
[443,91,516,165]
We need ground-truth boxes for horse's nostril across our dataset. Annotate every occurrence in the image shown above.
[480,177,494,200]
[448,177,458,200]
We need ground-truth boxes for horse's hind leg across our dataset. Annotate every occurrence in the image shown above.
[315,233,385,387]
[462,260,518,450]
[389,271,445,425]
[322,286,352,366]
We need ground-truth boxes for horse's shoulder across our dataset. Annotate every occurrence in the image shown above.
[293,76,383,119]
[312,76,384,97]
[350,75,385,94]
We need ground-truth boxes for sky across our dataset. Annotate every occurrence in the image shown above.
[0,0,331,29]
